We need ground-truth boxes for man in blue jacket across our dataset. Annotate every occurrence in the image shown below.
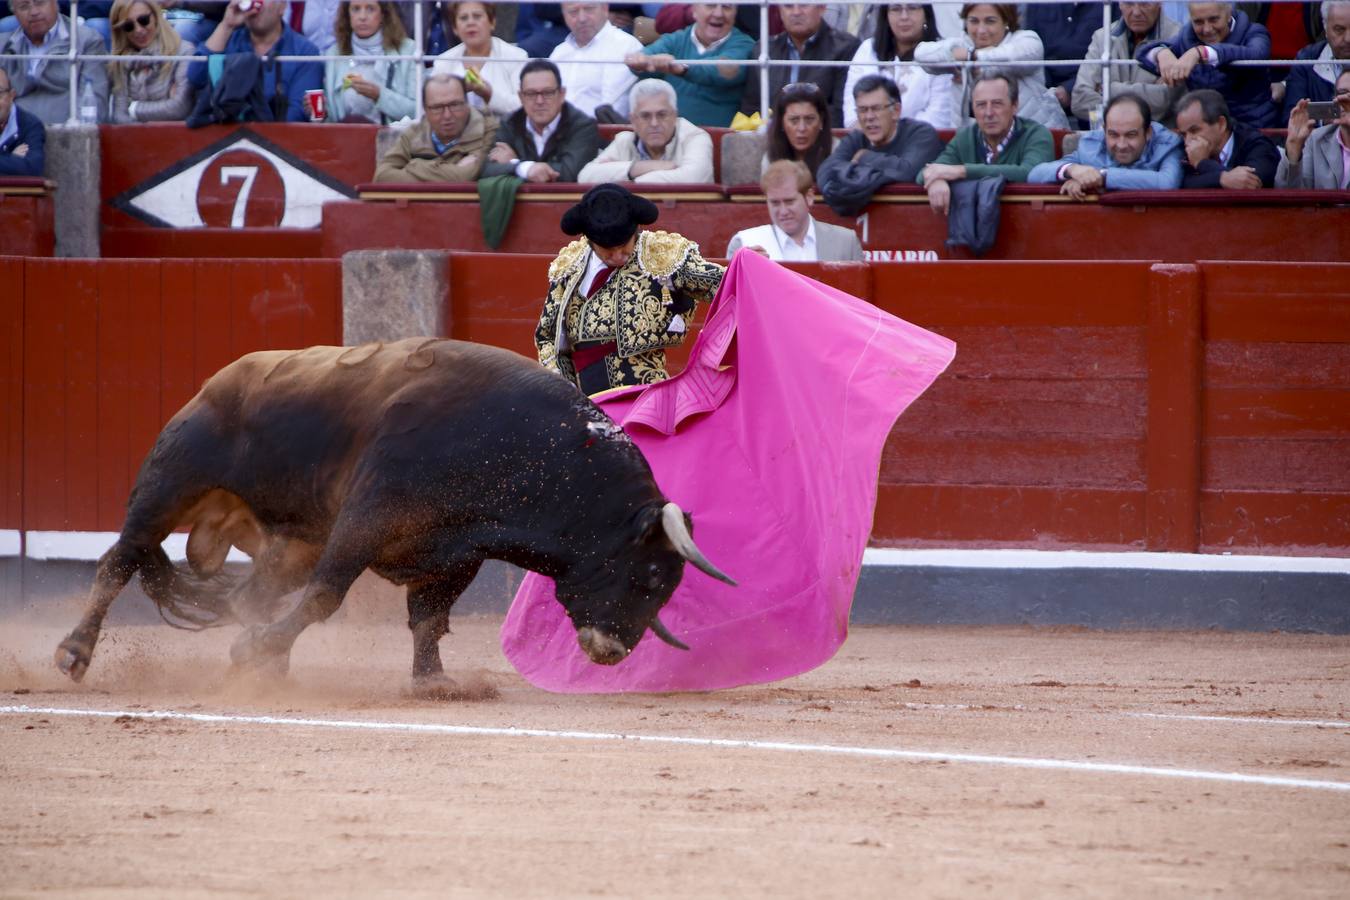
[0,68,45,176]
[188,0,322,122]
[1136,2,1277,127]
[1029,93,1184,199]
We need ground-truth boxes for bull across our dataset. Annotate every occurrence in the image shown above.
[54,338,733,690]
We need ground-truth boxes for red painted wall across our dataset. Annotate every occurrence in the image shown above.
[4,258,341,532]
[4,255,1346,555]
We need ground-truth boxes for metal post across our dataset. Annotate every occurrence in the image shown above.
[758,0,770,118]
[67,0,80,123]
[415,0,426,119]
[1099,0,1112,117]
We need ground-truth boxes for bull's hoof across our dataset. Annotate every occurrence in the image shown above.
[228,625,291,678]
[54,637,92,682]
[409,673,460,701]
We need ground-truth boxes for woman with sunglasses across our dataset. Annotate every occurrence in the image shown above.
[843,3,955,130]
[107,0,194,122]
[764,82,835,183]
[324,1,416,124]
[915,3,1069,130]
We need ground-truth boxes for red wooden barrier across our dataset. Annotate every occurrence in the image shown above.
[0,179,56,257]
[5,255,1346,554]
[15,258,341,532]
[442,255,1350,555]
[323,191,1350,263]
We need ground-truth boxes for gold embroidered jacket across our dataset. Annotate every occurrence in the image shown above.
[535,230,725,390]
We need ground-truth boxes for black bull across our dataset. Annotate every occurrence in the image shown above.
[55,338,733,687]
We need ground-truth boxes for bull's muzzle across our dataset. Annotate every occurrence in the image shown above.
[577,626,630,665]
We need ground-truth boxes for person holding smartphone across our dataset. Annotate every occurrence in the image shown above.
[1277,68,1350,189]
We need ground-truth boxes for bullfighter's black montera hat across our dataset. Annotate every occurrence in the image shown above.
[560,184,659,248]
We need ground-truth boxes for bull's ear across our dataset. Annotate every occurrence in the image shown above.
[633,504,666,545]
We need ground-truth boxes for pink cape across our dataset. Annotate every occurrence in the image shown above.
[500,251,956,693]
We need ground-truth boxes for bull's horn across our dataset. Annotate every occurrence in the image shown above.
[650,616,690,651]
[661,503,737,586]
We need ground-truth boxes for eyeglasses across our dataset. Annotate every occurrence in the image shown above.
[634,109,674,123]
[520,88,560,102]
[118,12,154,32]
[425,100,467,114]
[781,82,820,96]
[855,102,896,117]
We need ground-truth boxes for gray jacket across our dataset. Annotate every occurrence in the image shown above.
[1071,16,1183,125]
[110,43,196,123]
[1276,124,1348,190]
[1,15,111,125]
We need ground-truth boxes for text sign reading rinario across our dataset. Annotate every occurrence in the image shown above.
[109,127,357,230]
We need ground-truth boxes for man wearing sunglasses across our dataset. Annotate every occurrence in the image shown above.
[738,4,859,128]
[374,74,499,182]
[0,0,110,125]
[0,67,46,176]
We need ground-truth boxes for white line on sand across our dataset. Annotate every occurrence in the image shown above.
[1128,711,1350,729]
[3,704,1347,793]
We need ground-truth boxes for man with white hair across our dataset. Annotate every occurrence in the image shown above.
[1282,1,1350,122]
[550,2,644,120]
[578,79,714,183]
[1136,1,1278,127]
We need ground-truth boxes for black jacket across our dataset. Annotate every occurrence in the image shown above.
[1181,120,1280,188]
[1022,2,1106,96]
[818,119,943,216]
[479,102,599,183]
[739,22,861,128]
[1282,40,1341,123]
[0,104,45,177]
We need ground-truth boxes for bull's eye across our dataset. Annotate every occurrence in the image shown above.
[645,563,664,591]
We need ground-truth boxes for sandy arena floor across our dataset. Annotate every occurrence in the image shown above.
[2,590,1348,899]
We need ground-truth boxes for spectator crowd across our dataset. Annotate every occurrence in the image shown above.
[4,1,1349,214]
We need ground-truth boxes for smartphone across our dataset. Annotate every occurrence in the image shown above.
[1305,101,1340,121]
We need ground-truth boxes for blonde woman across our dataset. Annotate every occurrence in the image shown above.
[107,0,195,122]
[324,0,417,124]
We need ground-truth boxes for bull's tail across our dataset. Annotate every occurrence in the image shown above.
[138,545,242,631]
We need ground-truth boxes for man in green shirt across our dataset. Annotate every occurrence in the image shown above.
[917,73,1055,215]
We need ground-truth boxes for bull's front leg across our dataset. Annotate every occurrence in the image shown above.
[405,564,479,699]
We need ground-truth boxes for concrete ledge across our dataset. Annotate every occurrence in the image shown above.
[720,130,765,186]
[6,549,1347,633]
[44,124,101,258]
[341,249,451,345]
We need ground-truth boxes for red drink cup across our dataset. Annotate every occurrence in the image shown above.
[305,90,327,122]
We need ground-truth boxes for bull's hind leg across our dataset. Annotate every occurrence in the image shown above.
[54,542,166,682]
[407,563,482,696]
[227,508,378,678]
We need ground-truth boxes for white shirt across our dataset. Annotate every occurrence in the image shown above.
[514,112,562,178]
[843,40,958,130]
[730,219,819,262]
[0,103,18,149]
[550,22,643,118]
[434,36,529,118]
[1218,131,1235,168]
[299,0,343,54]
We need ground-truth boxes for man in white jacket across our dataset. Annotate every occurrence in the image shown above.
[578,79,715,183]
